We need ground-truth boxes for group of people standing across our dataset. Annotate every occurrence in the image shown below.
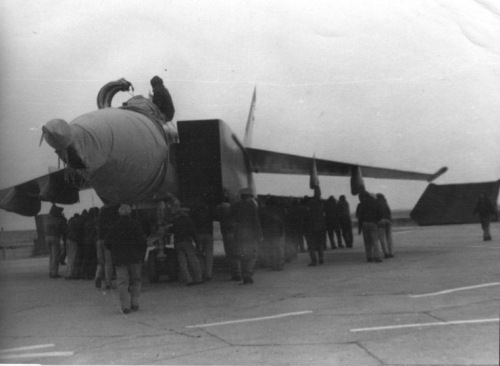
[216,188,357,278]
[43,186,396,314]
[45,202,148,314]
[44,204,101,280]
[162,188,388,287]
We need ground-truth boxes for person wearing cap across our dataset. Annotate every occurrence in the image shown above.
[45,204,68,278]
[105,204,147,314]
[376,193,394,258]
[150,75,175,122]
[231,188,263,284]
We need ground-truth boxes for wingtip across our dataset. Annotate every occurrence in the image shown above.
[428,167,448,182]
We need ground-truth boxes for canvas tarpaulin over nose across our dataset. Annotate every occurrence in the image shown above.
[68,107,169,203]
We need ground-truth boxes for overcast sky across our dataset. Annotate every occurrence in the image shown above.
[1,0,499,230]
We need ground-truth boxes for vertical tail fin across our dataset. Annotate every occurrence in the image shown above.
[243,85,257,148]
[242,86,257,192]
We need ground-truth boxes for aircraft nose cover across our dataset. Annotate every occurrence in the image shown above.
[68,108,169,203]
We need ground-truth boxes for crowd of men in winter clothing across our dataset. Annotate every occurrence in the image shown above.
[44,188,398,284]
[43,187,400,314]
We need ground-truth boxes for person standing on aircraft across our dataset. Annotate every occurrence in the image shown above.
[190,200,214,282]
[45,204,68,278]
[377,193,394,258]
[231,188,263,285]
[304,187,326,266]
[356,192,383,263]
[171,205,204,286]
[105,204,147,314]
[473,192,496,241]
[324,196,343,249]
[95,203,120,289]
[151,75,175,122]
[338,195,353,248]
[65,213,85,279]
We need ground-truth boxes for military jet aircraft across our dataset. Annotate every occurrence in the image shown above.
[0,78,447,216]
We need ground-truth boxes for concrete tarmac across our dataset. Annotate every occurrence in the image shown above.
[0,223,498,365]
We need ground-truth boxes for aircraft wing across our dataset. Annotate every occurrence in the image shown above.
[0,169,89,216]
[248,148,447,193]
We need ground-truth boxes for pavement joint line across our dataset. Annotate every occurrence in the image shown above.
[0,344,55,354]
[186,310,313,328]
[409,282,500,298]
[350,318,499,332]
[0,351,74,359]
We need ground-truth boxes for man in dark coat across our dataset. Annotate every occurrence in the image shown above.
[105,204,147,314]
[356,192,383,263]
[303,187,326,267]
[95,203,120,289]
[473,192,496,241]
[151,75,175,122]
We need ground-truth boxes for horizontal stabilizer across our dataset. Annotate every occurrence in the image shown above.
[411,179,500,226]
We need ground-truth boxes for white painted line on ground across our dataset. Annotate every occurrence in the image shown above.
[0,351,74,359]
[0,344,55,354]
[187,310,313,328]
[467,245,500,249]
[409,282,500,298]
[351,318,499,332]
